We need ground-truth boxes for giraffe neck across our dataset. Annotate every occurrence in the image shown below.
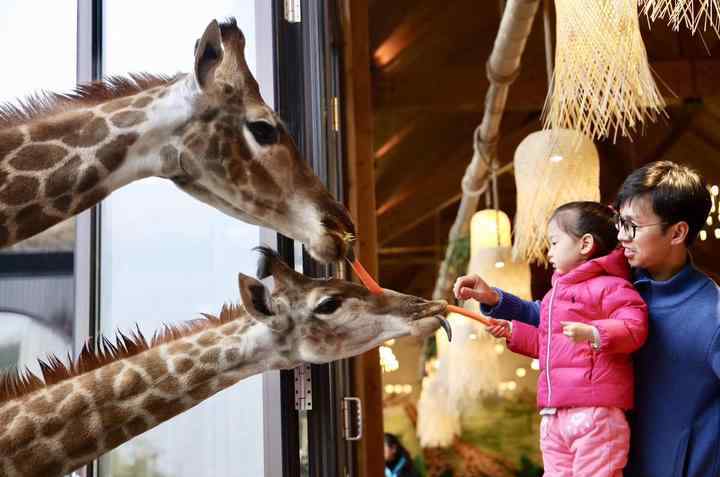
[0,74,197,247]
[0,312,291,477]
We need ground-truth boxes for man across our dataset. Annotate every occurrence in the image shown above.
[455,161,719,476]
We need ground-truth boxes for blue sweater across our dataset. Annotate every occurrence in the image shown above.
[481,261,720,477]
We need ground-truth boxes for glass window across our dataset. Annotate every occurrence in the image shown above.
[0,0,78,377]
[100,2,267,476]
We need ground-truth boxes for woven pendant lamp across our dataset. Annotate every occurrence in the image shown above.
[512,129,600,265]
[640,0,720,35]
[544,0,665,141]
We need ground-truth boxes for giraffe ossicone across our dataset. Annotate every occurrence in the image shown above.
[0,18,354,262]
[0,247,449,477]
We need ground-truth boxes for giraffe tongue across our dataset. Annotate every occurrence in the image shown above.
[436,316,453,342]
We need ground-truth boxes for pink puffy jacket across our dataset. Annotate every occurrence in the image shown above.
[509,248,648,410]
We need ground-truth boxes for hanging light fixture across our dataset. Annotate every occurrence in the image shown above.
[639,0,720,35]
[513,129,600,265]
[700,184,720,242]
[544,0,665,141]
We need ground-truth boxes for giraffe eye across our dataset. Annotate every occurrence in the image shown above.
[247,121,278,146]
[314,297,342,315]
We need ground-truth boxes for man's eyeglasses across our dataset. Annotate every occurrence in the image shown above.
[614,215,666,240]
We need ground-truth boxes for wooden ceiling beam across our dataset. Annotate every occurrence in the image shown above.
[377,119,538,245]
[373,59,720,113]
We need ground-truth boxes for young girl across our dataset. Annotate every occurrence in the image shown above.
[454,201,648,477]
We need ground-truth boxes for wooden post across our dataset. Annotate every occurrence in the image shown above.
[340,1,384,476]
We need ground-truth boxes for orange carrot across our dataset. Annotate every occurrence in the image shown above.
[446,304,492,326]
[350,259,384,295]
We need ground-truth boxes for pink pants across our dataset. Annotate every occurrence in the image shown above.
[540,406,630,477]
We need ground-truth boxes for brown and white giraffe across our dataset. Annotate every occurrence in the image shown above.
[0,248,451,477]
[0,18,354,263]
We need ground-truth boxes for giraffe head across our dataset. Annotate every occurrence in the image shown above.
[237,248,451,365]
[171,19,354,263]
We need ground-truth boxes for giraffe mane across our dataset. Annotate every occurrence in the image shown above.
[0,302,248,404]
[0,72,180,130]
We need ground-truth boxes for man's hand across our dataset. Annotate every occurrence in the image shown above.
[561,322,598,344]
[485,318,511,339]
[453,274,500,306]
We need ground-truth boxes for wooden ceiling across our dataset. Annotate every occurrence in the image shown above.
[368,0,720,298]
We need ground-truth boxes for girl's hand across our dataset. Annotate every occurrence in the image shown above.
[453,274,500,306]
[485,318,511,339]
[561,322,597,344]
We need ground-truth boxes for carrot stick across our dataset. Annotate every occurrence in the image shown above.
[350,259,384,295]
[446,304,492,326]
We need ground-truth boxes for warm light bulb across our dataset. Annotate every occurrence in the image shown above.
[516,368,527,378]
[469,333,478,340]
[495,261,506,269]
[712,185,719,196]
[549,154,564,162]
[507,381,517,391]
[531,359,540,370]
[715,228,720,239]
[700,230,708,241]
[494,344,505,354]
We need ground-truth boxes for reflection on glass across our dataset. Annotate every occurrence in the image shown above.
[0,3,80,476]
[101,2,266,476]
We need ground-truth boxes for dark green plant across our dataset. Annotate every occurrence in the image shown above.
[447,235,470,274]
[516,454,543,477]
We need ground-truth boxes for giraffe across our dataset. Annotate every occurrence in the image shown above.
[0,18,354,263]
[0,248,451,477]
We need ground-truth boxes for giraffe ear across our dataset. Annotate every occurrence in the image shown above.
[194,20,224,90]
[238,273,275,319]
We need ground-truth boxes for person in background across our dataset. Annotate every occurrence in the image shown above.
[384,433,420,477]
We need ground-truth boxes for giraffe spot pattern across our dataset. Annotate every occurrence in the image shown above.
[76,166,101,193]
[224,349,240,364]
[0,129,24,159]
[45,155,81,198]
[173,357,194,374]
[100,97,133,114]
[58,394,90,418]
[156,375,181,394]
[132,96,154,108]
[110,110,147,129]
[199,347,221,365]
[0,404,20,426]
[105,427,129,450]
[28,111,93,142]
[71,186,108,215]
[27,395,53,415]
[0,175,39,206]
[40,416,64,437]
[49,382,73,403]
[167,341,193,355]
[52,194,74,214]
[98,404,124,430]
[63,416,98,459]
[62,117,110,148]
[196,332,220,347]
[144,350,169,380]
[97,133,138,172]
[187,367,215,388]
[125,416,148,437]
[14,447,62,477]
[144,394,185,422]
[10,144,67,171]
[5,416,36,454]
[114,369,148,400]
[188,381,215,402]
[16,205,61,240]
